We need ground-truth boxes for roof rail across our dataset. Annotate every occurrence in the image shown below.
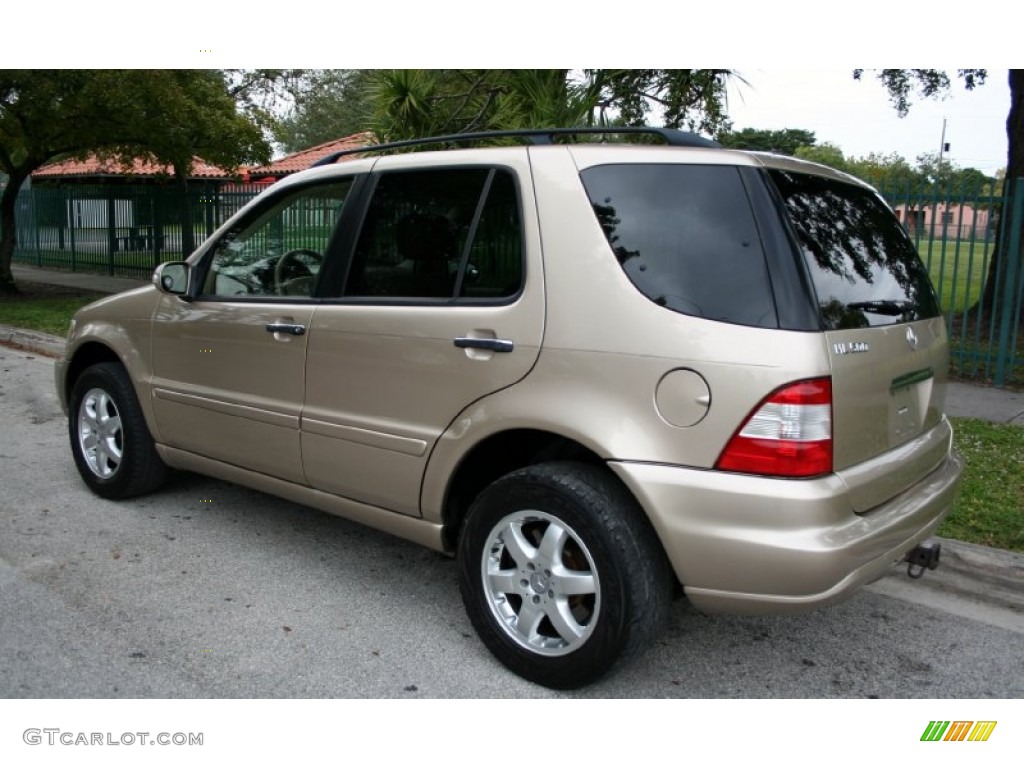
[309,126,720,168]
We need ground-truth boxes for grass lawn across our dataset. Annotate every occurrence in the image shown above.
[945,417,1024,553]
[918,240,991,315]
[0,283,102,336]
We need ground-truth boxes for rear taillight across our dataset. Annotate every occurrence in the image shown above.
[715,378,832,478]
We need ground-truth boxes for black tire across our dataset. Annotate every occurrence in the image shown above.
[457,461,673,689]
[68,362,168,499]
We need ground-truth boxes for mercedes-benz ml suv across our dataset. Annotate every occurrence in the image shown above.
[57,128,964,689]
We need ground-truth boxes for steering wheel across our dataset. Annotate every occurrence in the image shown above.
[274,249,323,296]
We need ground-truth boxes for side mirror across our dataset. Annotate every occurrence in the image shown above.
[153,262,191,298]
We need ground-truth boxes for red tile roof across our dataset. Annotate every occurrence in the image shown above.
[33,154,232,179]
[248,132,375,178]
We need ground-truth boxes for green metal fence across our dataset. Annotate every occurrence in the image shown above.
[879,178,1024,388]
[9,176,1024,387]
[12,182,264,278]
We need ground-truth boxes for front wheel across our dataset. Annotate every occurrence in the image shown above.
[68,362,168,499]
[457,462,673,689]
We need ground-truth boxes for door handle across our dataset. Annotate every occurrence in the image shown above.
[266,322,306,336]
[454,337,514,353]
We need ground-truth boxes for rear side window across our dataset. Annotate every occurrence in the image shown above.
[769,170,941,329]
[580,164,778,328]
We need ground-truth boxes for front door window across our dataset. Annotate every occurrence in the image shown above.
[202,181,353,298]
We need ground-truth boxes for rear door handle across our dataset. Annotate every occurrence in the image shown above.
[266,322,306,336]
[454,337,514,353]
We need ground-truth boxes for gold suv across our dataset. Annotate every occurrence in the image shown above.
[57,128,964,688]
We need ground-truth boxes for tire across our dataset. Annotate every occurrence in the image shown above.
[68,362,168,500]
[457,461,673,689]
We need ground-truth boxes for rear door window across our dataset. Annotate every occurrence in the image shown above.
[342,168,523,301]
[580,164,778,328]
[768,170,941,329]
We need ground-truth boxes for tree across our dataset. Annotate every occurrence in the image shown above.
[365,69,736,143]
[794,140,987,193]
[846,152,924,191]
[912,151,994,191]
[0,70,270,293]
[855,69,1022,316]
[585,69,734,132]
[716,127,817,155]
[794,142,849,171]
[274,70,372,153]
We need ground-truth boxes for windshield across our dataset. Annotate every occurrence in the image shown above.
[769,170,941,330]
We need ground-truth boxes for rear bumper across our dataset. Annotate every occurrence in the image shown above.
[609,441,964,615]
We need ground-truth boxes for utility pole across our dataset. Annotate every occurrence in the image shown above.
[938,117,949,166]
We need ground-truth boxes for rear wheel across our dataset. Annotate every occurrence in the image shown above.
[457,461,673,689]
[69,362,167,499]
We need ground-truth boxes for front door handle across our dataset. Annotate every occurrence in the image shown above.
[454,337,514,353]
[266,322,306,336]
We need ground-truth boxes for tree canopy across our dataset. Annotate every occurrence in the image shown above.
[0,70,271,293]
[854,70,988,118]
[273,70,372,153]
[716,127,817,155]
[793,142,848,171]
[364,69,736,143]
[792,142,996,193]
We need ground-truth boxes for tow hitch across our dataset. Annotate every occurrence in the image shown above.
[904,541,941,579]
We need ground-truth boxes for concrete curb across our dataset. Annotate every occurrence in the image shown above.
[931,536,1024,609]
[868,537,1024,633]
[0,325,65,359]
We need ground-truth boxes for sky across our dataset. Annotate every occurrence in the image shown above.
[724,70,1010,175]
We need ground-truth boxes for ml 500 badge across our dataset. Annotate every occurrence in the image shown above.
[833,341,870,355]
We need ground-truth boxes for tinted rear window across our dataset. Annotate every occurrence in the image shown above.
[769,170,941,329]
[580,164,778,328]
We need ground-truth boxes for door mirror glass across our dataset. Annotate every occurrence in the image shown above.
[154,262,190,295]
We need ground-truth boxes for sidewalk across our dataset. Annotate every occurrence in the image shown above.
[946,382,1024,425]
[12,264,149,295]
[2,265,1023,627]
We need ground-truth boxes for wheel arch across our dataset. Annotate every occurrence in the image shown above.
[64,341,122,403]
[438,429,603,551]
[63,339,161,443]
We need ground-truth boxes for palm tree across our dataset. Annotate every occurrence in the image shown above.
[364,69,736,145]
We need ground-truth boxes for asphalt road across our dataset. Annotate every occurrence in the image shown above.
[2,347,1022,698]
